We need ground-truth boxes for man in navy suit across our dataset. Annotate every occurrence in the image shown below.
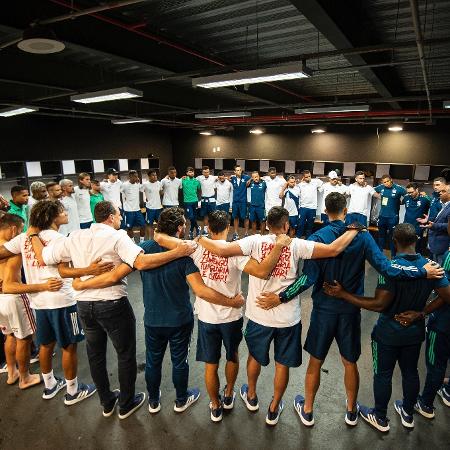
[418,184,450,264]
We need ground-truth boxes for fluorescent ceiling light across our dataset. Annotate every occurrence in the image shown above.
[71,87,143,104]
[295,105,370,114]
[195,111,251,119]
[192,64,311,89]
[388,124,403,132]
[444,101,450,109]
[199,130,215,136]
[249,127,265,135]
[111,118,152,124]
[311,126,326,134]
[0,106,38,117]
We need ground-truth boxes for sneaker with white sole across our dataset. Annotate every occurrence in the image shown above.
[0,363,8,374]
[437,385,450,407]
[174,388,200,413]
[103,389,120,417]
[239,384,259,412]
[64,383,97,406]
[394,400,414,428]
[210,400,223,422]
[148,390,161,414]
[42,377,66,400]
[118,392,146,419]
[232,233,239,241]
[414,397,435,419]
[359,404,390,432]
[293,395,314,427]
[266,400,284,426]
[345,401,360,426]
[223,388,236,410]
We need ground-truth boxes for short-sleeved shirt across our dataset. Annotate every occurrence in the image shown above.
[59,195,80,236]
[283,186,300,216]
[191,243,249,324]
[230,174,251,204]
[74,186,93,223]
[161,177,182,206]
[374,183,407,218]
[319,182,349,213]
[8,201,28,231]
[120,181,141,212]
[249,180,267,207]
[100,179,122,208]
[299,179,323,209]
[263,176,286,208]
[215,179,232,205]
[182,177,201,203]
[139,240,199,327]
[373,253,449,345]
[197,175,217,198]
[403,194,430,225]
[90,192,104,222]
[141,181,162,209]
[348,183,376,217]
[238,234,315,327]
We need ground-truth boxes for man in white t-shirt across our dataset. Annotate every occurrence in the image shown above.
[141,169,163,239]
[263,167,286,216]
[74,172,93,229]
[280,175,301,236]
[197,206,359,426]
[120,170,145,242]
[100,168,123,210]
[297,170,324,238]
[161,166,182,207]
[318,171,349,224]
[197,166,218,235]
[58,179,80,236]
[347,171,379,226]
[154,209,291,422]
[214,171,232,214]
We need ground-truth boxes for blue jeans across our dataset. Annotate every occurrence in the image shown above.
[77,298,137,410]
[377,215,398,255]
[145,320,194,403]
[297,207,316,238]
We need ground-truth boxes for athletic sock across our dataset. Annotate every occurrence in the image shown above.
[66,377,79,396]
[139,237,145,243]
[204,225,208,232]
[42,370,57,390]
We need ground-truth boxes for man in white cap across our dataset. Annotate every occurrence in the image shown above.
[318,171,349,225]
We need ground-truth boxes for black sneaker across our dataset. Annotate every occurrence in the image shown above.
[118,392,146,420]
[266,400,284,426]
[223,388,236,410]
[149,390,161,414]
[210,399,223,422]
[103,389,120,417]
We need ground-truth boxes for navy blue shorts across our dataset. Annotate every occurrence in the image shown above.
[244,319,302,367]
[184,202,198,222]
[216,203,230,213]
[80,222,92,229]
[146,208,162,225]
[196,318,243,364]
[200,199,217,217]
[124,210,145,229]
[304,309,361,363]
[249,206,266,222]
[232,202,247,220]
[35,305,84,348]
[289,216,298,229]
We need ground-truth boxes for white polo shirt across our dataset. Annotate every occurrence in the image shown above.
[59,195,80,236]
[263,176,286,209]
[100,179,122,209]
[215,179,232,206]
[348,183,376,217]
[141,181,162,210]
[120,181,141,212]
[318,182,349,213]
[161,177,182,206]
[197,175,217,199]
[299,179,323,209]
[74,186,93,223]
[4,230,75,310]
[238,234,315,328]
[41,223,143,302]
[191,243,249,324]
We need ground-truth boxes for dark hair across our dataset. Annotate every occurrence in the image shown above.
[381,174,391,181]
[325,192,347,214]
[168,166,176,172]
[267,206,289,229]
[11,185,28,196]
[91,179,100,185]
[157,207,185,236]
[406,182,419,190]
[0,213,24,230]
[252,170,260,175]
[46,181,58,190]
[78,172,91,180]
[29,200,64,230]
[301,170,311,176]
[288,175,296,180]
[94,201,116,223]
[355,171,365,177]
[217,171,224,176]
[393,223,418,246]
[268,167,276,172]
[147,170,157,176]
[208,210,229,234]
[433,177,446,184]
[202,165,210,171]
[128,170,138,177]
[234,165,241,170]
[186,167,194,172]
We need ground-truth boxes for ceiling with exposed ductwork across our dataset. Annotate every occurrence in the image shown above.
[1,0,450,129]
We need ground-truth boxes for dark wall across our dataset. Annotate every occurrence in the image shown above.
[172,126,450,170]
[0,116,173,173]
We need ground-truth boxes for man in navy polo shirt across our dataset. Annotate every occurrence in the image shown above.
[323,223,450,432]
[402,182,430,252]
[429,177,446,220]
[256,193,441,428]
[247,171,267,235]
[230,165,251,240]
[374,174,407,255]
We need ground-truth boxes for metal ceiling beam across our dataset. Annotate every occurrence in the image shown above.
[289,0,402,109]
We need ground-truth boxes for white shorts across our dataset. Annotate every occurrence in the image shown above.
[0,293,36,339]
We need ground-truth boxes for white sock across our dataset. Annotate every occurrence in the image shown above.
[42,370,57,390]
[140,236,145,242]
[66,377,78,396]
[204,226,208,232]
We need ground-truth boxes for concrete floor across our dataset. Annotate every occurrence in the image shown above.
[1,259,449,450]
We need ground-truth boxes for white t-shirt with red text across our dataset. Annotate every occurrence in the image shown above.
[238,234,315,328]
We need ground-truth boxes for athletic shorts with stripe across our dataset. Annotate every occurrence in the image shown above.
[35,304,84,348]
[0,293,36,339]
